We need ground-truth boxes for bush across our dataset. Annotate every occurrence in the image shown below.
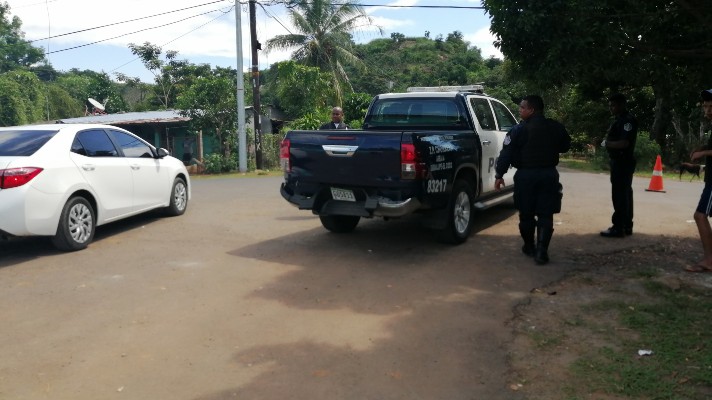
[287,112,324,131]
[634,133,662,172]
[569,131,592,155]
[342,92,372,123]
[260,132,282,170]
[203,153,229,174]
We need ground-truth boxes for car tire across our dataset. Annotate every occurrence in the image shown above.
[164,177,188,216]
[51,196,95,252]
[319,215,360,233]
[436,179,474,244]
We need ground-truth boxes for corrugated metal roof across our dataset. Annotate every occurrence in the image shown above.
[57,110,191,125]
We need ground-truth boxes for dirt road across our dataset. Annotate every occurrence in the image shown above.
[0,170,703,399]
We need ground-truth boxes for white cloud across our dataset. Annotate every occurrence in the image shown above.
[11,0,241,56]
[362,15,412,38]
[465,26,503,59]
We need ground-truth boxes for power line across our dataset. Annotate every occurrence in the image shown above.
[109,6,234,75]
[28,0,231,43]
[258,2,293,35]
[44,7,229,55]
[9,0,58,9]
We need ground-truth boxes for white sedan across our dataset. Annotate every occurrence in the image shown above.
[0,124,190,251]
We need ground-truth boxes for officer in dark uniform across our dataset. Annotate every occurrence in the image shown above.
[600,93,637,238]
[495,95,571,265]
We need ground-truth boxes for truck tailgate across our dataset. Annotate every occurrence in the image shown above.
[288,130,404,188]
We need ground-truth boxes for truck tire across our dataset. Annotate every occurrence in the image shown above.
[436,179,474,244]
[51,196,96,251]
[320,215,360,233]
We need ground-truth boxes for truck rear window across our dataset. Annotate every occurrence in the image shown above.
[365,99,468,129]
[0,129,58,156]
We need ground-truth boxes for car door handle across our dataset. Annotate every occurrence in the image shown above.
[81,164,95,171]
[482,140,491,145]
[130,164,140,170]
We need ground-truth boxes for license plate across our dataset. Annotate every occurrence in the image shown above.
[330,187,356,202]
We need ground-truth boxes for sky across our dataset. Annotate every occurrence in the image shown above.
[7,0,502,84]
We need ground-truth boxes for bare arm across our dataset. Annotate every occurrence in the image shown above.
[691,149,712,162]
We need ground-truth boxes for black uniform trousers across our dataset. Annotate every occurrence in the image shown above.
[513,167,561,231]
[610,158,635,231]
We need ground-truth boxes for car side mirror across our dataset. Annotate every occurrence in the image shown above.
[156,148,170,158]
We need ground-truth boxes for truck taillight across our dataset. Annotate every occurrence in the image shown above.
[401,143,425,179]
[280,139,291,172]
[0,167,43,189]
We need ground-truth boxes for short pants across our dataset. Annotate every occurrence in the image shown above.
[696,184,712,216]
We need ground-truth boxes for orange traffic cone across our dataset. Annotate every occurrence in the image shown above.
[645,155,666,193]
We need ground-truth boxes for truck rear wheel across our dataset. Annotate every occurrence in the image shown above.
[436,179,474,244]
[320,215,360,233]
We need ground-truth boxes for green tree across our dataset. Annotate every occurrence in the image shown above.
[121,42,195,109]
[482,0,711,150]
[45,83,83,120]
[0,70,43,126]
[268,61,332,119]
[176,67,243,162]
[341,92,372,126]
[264,0,378,104]
[56,70,128,113]
[0,2,44,73]
[344,32,489,95]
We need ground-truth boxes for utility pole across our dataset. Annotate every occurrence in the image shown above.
[249,0,263,169]
[235,0,247,172]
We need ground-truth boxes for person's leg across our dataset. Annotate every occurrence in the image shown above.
[534,213,554,265]
[515,170,536,256]
[610,166,626,229]
[519,218,536,256]
[602,162,626,237]
[519,215,536,256]
[624,161,635,234]
[694,211,712,268]
[690,184,712,270]
[533,169,557,265]
[626,185,634,234]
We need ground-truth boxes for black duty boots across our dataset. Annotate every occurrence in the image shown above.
[535,227,554,265]
[519,222,536,257]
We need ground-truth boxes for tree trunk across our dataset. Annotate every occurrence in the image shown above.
[651,83,672,151]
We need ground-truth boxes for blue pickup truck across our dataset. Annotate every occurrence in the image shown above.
[279,86,519,243]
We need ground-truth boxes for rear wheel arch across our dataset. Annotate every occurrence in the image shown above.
[452,165,479,198]
[69,190,98,221]
[436,178,475,244]
[51,194,97,251]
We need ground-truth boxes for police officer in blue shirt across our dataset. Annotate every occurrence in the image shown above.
[600,93,637,238]
[495,95,571,265]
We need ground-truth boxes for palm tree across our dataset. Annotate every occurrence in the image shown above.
[265,0,379,104]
